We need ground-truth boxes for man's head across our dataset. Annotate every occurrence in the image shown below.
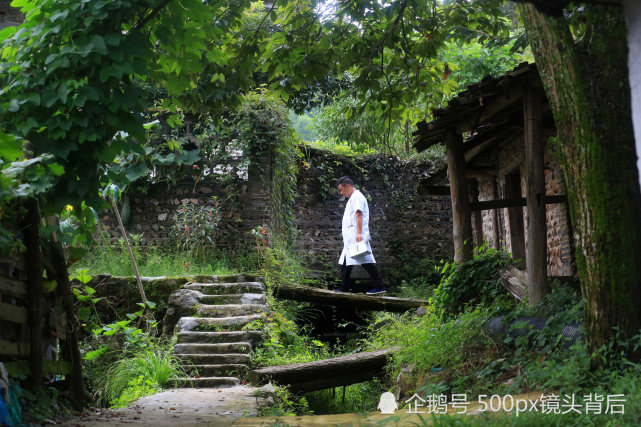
[337,176,355,198]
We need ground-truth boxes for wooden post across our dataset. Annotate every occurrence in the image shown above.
[445,131,473,263]
[524,88,548,304]
[491,178,501,250]
[505,173,526,268]
[469,178,483,248]
[20,198,43,390]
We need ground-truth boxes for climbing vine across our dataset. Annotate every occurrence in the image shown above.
[226,90,301,244]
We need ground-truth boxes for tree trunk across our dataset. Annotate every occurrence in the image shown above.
[518,3,641,355]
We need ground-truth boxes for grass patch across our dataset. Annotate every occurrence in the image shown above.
[95,342,187,408]
[71,244,259,277]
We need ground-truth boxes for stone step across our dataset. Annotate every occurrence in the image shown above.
[177,331,263,344]
[197,293,267,305]
[173,376,240,388]
[183,364,249,377]
[173,342,252,355]
[195,304,269,317]
[175,353,250,365]
[176,315,262,333]
[184,282,265,295]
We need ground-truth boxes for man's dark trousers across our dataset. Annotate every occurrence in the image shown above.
[341,259,383,291]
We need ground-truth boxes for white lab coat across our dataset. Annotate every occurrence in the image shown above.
[339,189,376,266]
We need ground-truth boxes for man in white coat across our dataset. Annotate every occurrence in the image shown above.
[336,176,386,295]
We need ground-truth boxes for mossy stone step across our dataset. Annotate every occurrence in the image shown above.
[184,282,265,295]
[196,293,267,305]
[175,353,250,365]
[195,304,269,317]
[184,364,249,377]
[177,331,263,344]
[173,342,252,355]
[176,315,262,333]
[173,376,241,388]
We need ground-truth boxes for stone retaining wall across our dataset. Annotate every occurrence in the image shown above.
[100,146,454,277]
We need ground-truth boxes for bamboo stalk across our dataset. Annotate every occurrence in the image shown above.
[110,199,148,304]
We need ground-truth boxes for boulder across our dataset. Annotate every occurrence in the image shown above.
[162,289,200,335]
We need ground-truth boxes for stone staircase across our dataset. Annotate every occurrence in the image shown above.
[165,275,268,388]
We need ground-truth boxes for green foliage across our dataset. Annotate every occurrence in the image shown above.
[0,0,255,212]
[390,257,442,300]
[289,111,318,142]
[13,383,67,425]
[259,385,311,417]
[304,139,377,157]
[71,240,259,277]
[95,342,186,408]
[171,197,222,260]
[234,90,301,242]
[247,303,331,367]
[431,245,514,319]
[442,41,532,90]
[310,95,421,155]
[368,307,493,375]
[250,225,318,289]
[304,379,387,415]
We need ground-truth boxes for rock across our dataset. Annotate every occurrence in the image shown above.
[394,363,416,401]
[152,224,159,231]
[416,306,428,317]
[162,289,200,335]
[158,213,168,221]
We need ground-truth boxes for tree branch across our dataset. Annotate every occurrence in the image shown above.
[132,0,173,33]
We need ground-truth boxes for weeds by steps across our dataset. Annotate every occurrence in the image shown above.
[90,341,186,408]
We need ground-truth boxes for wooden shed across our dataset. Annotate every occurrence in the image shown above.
[414,63,575,304]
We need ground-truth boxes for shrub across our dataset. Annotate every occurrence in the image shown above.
[171,196,222,260]
[97,342,187,408]
[431,245,513,319]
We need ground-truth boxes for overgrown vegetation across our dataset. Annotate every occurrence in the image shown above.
[71,240,259,277]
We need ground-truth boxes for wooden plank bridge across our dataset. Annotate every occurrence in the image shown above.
[249,348,397,394]
[271,284,429,312]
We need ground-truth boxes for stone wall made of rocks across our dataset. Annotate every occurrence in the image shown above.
[293,148,453,276]
[0,3,24,31]
[100,147,454,278]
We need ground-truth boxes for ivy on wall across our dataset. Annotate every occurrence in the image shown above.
[227,89,301,244]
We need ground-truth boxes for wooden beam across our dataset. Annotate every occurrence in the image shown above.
[524,87,548,304]
[465,167,496,179]
[499,266,528,301]
[446,131,473,263]
[470,195,568,211]
[3,360,72,376]
[0,302,28,324]
[0,339,30,357]
[0,277,28,298]
[454,88,525,134]
[272,284,427,312]
[465,127,523,164]
[0,255,25,270]
[249,348,396,394]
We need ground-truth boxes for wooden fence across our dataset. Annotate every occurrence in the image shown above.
[0,255,71,376]
[0,256,29,359]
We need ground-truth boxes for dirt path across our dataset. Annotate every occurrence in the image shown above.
[58,386,259,426]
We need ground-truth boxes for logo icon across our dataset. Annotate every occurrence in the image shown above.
[377,392,398,414]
